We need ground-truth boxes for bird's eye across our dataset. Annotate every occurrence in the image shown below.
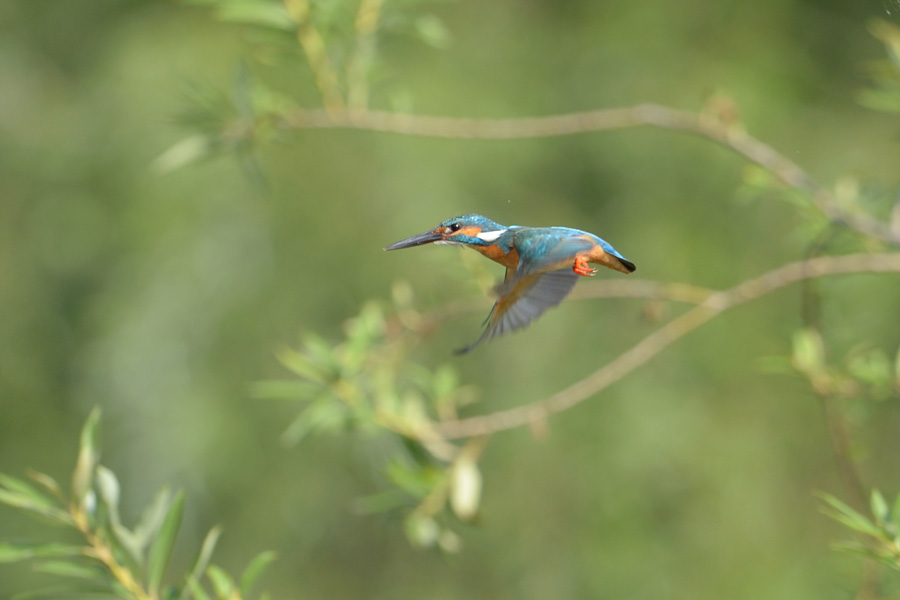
[449,223,461,232]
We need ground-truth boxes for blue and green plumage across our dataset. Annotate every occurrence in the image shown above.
[385,214,635,353]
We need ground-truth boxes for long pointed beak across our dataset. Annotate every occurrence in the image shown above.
[383,230,443,251]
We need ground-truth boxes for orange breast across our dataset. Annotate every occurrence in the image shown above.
[475,244,519,270]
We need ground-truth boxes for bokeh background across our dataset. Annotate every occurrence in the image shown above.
[3,0,900,598]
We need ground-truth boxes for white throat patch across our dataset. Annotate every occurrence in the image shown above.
[476,229,506,242]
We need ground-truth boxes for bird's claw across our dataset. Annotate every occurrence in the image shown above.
[573,256,597,277]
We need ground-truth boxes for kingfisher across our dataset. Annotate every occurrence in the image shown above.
[384,214,635,353]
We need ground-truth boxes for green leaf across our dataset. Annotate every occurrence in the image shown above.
[0,543,84,563]
[185,576,213,600]
[872,489,889,524]
[146,490,186,596]
[414,15,452,49]
[280,396,347,446]
[179,525,223,600]
[821,493,883,538]
[33,560,109,584]
[94,466,121,523]
[276,347,328,383]
[72,407,102,506]
[403,513,439,548]
[27,470,63,500]
[0,488,74,525]
[152,135,214,174]
[206,564,235,599]
[792,328,825,376]
[133,488,173,549]
[239,551,277,596]
[0,474,59,509]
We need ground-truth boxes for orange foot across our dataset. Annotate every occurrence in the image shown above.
[573,256,597,277]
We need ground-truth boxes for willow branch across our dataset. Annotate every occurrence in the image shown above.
[432,253,900,440]
[283,0,345,112]
[279,105,900,245]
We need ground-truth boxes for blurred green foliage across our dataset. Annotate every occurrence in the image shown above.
[3,0,900,598]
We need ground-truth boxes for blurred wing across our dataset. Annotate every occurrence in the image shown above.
[515,235,595,276]
[455,269,579,354]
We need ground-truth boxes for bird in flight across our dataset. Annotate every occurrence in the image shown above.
[384,214,635,353]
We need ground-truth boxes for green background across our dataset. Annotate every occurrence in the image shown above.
[2,0,900,598]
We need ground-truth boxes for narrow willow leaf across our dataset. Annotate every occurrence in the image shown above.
[239,551,277,596]
[206,564,235,599]
[821,494,883,538]
[72,408,102,505]
[95,466,121,524]
[33,560,109,583]
[133,487,173,549]
[26,470,63,500]
[872,489,889,524]
[152,135,213,174]
[0,474,59,509]
[275,347,327,383]
[146,490,186,595]
[0,488,74,525]
[0,543,84,563]
[179,525,223,600]
[185,577,213,600]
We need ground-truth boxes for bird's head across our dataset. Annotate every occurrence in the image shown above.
[384,214,507,250]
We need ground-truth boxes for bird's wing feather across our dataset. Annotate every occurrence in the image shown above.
[514,234,595,276]
[456,269,579,354]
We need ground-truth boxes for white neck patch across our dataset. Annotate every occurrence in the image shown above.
[476,229,506,242]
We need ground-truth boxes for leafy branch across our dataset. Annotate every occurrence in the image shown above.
[0,409,274,600]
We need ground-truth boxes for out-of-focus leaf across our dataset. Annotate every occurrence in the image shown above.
[280,396,347,445]
[0,474,59,509]
[206,564,235,599]
[72,408,101,506]
[437,528,461,553]
[792,328,826,375]
[872,489,889,524]
[239,550,277,596]
[147,490,186,596]
[450,457,481,521]
[821,493,883,538]
[275,346,327,384]
[185,577,213,600]
[414,15,451,49]
[403,513,439,548]
[870,19,900,70]
[386,460,439,498]
[33,560,109,584]
[26,470,63,500]
[217,1,295,30]
[0,543,83,563]
[153,135,214,174]
[94,466,120,521]
[133,488,173,549]
[0,488,73,525]
[179,525,223,600]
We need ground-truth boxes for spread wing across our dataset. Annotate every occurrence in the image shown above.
[455,268,579,354]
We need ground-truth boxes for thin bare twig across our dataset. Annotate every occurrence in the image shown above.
[279,105,900,246]
[431,253,900,440]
